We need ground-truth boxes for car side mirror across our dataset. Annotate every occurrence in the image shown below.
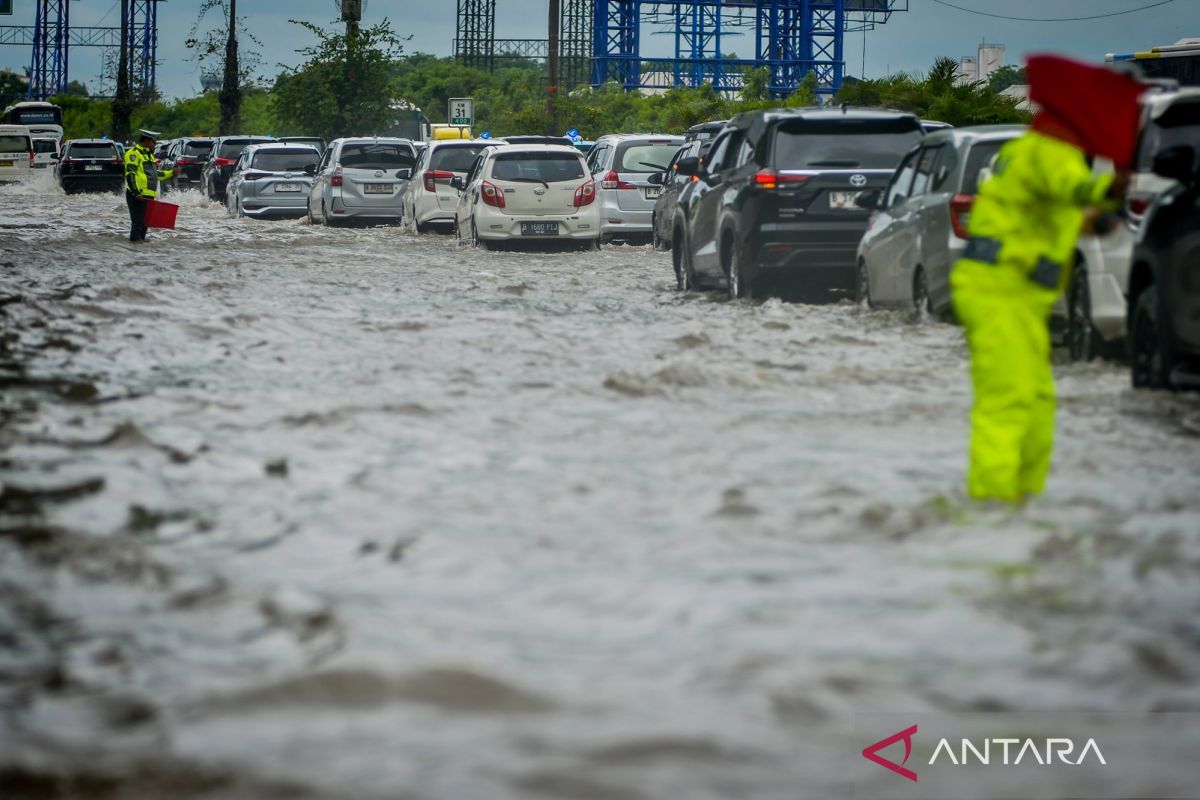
[646,172,664,186]
[450,176,466,191]
[304,164,316,176]
[395,168,413,180]
[1152,145,1197,184]
[675,156,700,177]
[855,188,883,211]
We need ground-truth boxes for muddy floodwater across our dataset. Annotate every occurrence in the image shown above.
[2,175,1198,799]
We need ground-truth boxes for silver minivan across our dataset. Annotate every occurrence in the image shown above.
[586,133,684,241]
[225,143,321,218]
[0,125,33,182]
[307,137,416,226]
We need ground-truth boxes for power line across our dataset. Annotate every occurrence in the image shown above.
[928,0,1175,22]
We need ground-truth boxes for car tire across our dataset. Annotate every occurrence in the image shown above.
[651,214,667,251]
[856,259,874,308]
[1130,284,1172,390]
[1067,269,1100,362]
[322,202,336,227]
[913,267,932,318]
[726,238,753,300]
[471,221,490,251]
[673,226,693,292]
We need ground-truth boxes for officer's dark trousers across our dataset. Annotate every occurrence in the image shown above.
[126,192,147,241]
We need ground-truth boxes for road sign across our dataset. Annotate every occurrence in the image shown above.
[448,98,474,127]
[479,132,492,140]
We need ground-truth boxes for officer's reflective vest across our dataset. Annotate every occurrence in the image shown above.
[962,131,1117,296]
[124,144,172,198]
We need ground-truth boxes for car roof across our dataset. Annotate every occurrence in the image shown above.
[734,106,921,125]
[922,124,1027,146]
[486,144,583,156]
[1145,87,1200,119]
[243,142,319,152]
[65,138,119,144]
[594,133,684,142]
[332,136,414,145]
[428,139,495,148]
[687,120,730,131]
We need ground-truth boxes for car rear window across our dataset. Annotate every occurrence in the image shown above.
[339,142,415,170]
[431,145,489,173]
[0,134,31,152]
[961,140,1008,194]
[617,143,681,173]
[252,150,319,171]
[490,152,584,182]
[772,119,924,170]
[1137,100,1200,171]
[67,142,118,159]
[185,141,214,156]
[33,139,59,154]
[218,139,270,158]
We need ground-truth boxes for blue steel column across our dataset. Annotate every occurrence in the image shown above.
[28,0,69,99]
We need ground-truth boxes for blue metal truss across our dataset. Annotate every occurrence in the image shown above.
[29,0,69,99]
[592,0,904,98]
[25,0,161,100]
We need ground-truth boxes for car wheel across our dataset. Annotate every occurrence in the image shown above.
[913,267,932,318]
[673,226,693,292]
[856,259,874,308]
[651,214,666,251]
[726,239,753,300]
[472,221,491,251]
[322,202,335,227]
[1130,285,1172,389]
[1067,269,1099,362]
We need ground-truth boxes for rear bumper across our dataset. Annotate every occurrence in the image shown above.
[752,220,868,288]
[415,196,457,226]
[243,200,308,217]
[474,207,600,241]
[599,194,654,234]
[1089,270,1130,341]
[60,174,123,189]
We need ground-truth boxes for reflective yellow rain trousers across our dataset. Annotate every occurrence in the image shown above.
[951,131,1116,502]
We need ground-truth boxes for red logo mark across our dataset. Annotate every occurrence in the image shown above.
[862,724,919,782]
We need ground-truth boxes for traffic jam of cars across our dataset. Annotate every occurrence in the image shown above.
[13,83,1200,392]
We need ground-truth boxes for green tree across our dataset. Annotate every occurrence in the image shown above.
[988,64,1027,94]
[272,18,407,139]
[65,80,89,97]
[0,70,26,107]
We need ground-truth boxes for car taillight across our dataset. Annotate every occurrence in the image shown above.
[244,171,271,181]
[214,156,235,168]
[480,180,506,208]
[949,193,974,239]
[28,150,34,163]
[107,158,121,164]
[1126,195,1151,220]
[574,179,596,208]
[601,170,636,190]
[177,157,195,166]
[423,169,455,192]
[331,166,343,187]
[753,169,809,190]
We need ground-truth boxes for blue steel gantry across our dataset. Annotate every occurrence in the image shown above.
[14,0,163,99]
[592,0,906,98]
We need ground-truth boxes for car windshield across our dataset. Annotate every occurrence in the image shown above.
[67,143,118,158]
[1138,100,1200,171]
[773,120,924,169]
[185,141,213,157]
[218,139,270,158]
[33,140,59,154]
[490,152,584,183]
[961,140,1009,194]
[618,143,681,173]
[252,150,318,171]
[0,134,30,152]
[339,143,415,170]
[431,146,489,173]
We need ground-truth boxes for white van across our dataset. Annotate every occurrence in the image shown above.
[32,135,61,169]
[0,125,34,182]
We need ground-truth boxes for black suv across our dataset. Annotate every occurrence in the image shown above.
[164,137,214,191]
[1127,144,1200,390]
[202,135,274,201]
[55,139,125,194]
[672,107,923,299]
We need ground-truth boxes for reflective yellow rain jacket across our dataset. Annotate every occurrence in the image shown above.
[124,144,173,199]
[950,131,1117,502]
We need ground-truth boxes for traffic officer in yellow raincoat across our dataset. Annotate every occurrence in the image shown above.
[951,56,1144,503]
[124,129,173,242]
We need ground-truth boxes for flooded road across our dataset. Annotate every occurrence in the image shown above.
[2,176,1198,799]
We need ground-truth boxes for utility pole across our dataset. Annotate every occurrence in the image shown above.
[111,0,132,143]
[547,0,560,134]
[342,0,362,38]
[219,0,240,135]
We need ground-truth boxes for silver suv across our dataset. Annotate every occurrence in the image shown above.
[307,137,417,226]
[224,143,321,219]
[585,133,683,242]
[856,125,1024,316]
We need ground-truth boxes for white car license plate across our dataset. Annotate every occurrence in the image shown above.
[645,186,660,199]
[520,221,559,236]
[0,160,13,168]
[85,164,103,171]
[276,182,302,192]
[364,183,392,194]
[829,191,862,210]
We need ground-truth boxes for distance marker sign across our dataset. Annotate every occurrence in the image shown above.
[449,98,474,127]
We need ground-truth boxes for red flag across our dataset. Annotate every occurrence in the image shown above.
[1027,54,1146,170]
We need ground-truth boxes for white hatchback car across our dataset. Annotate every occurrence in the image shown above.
[403,139,496,233]
[307,137,416,226]
[452,145,600,248]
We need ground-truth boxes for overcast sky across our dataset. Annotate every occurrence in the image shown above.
[1,0,1193,99]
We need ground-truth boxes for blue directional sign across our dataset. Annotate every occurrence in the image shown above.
[480,131,492,140]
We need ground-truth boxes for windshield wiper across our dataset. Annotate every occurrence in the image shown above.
[638,161,668,171]
[507,177,550,188]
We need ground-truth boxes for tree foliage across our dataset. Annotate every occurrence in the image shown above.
[988,64,1028,94]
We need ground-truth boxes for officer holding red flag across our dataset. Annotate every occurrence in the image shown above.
[951,55,1144,503]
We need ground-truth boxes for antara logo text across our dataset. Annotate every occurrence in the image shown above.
[862,725,1108,783]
